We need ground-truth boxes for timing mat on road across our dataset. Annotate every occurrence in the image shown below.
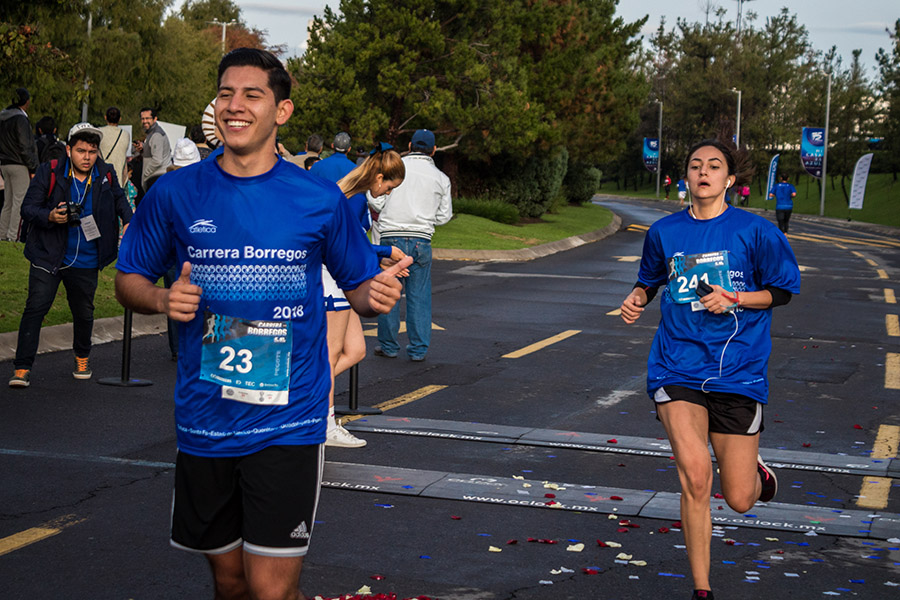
[345,415,900,478]
[322,461,900,540]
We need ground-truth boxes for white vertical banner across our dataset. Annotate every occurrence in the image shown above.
[848,153,874,210]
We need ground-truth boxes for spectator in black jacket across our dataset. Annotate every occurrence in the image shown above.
[9,122,133,388]
[0,88,39,241]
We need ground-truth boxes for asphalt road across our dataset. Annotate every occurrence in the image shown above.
[2,197,899,599]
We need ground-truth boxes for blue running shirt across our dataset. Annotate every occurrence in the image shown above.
[636,206,800,403]
[117,157,380,456]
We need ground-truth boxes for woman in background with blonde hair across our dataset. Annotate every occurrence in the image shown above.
[323,143,408,447]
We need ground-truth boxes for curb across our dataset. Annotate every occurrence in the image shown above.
[1,209,625,363]
[433,213,622,262]
[0,313,168,363]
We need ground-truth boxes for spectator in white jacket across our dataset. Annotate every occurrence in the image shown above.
[368,129,452,361]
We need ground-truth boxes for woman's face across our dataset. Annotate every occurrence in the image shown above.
[686,145,732,202]
[370,175,402,197]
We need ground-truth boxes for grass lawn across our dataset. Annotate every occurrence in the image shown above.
[0,242,125,334]
[432,202,614,250]
[598,172,900,228]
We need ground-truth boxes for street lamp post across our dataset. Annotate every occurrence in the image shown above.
[819,72,832,216]
[731,88,742,148]
[655,99,663,198]
[207,19,238,55]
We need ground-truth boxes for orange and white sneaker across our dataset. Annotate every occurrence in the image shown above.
[9,369,30,388]
[73,356,92,380]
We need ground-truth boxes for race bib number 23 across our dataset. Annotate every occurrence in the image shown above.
[200,311,292,405]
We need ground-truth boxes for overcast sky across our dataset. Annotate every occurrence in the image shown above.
[230,0,898,73]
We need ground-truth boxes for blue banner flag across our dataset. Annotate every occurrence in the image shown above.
[643,138,659,173]
[800,127,825,178]
[765,154,780,207]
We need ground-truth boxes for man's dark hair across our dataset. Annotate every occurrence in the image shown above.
[35,116,57,135]
[190,124,206,145]
[106,106,121,124]
[69,132,102,148]
[306,134,323,153]
[140,107,158,118]
[217,47,291,103]
[780,174,789,182]
[11,87,29,108]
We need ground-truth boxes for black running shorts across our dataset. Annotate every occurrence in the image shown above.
[171,444,324,557]
[653,385,765,435]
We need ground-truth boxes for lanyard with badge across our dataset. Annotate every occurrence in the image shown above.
[199,310,293,406]
[667,250,734,311]
[70,167,101,241]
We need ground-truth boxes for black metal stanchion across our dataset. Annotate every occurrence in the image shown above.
[334,364,381,416]
[98,309,153,387]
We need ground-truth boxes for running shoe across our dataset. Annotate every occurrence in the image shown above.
[9,369,30,388]
[325,424,367,448]
[373,347,397,358]
[757,455,778,502]
[692,590,715,600]
[73,356,92,380]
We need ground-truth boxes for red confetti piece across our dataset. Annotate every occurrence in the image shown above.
[854,424,863,429]
[527,537,537,542]
[617,527,630,533]
[802,443,811,448]
[774,419,784,423]
[717,506,724,510]
[450,515,462,520]
[597,540,608,547]
[671,521,682,528]
[528,538,557,544]
[545,493,556,498]
[618,519,631,526]
[714,493,724,499]
[370,574,386,580]
[725,539,736,545]
[658,527,670,534]
[506,539,518,545]
[775,550,784,554]
[618,463,626,467]
[607,439,618,444]
[610,496,624,501]
[583,568,601,574]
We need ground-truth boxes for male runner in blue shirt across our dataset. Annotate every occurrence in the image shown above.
[115,48,410,600]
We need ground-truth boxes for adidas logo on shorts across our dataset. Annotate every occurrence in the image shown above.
[290,521,310,539]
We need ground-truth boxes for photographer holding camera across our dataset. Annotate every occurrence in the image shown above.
[9,123,133,388]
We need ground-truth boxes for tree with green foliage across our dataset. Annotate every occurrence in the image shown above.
[876,19,900,180]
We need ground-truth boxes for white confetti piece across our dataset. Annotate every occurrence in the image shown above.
[746,571,760,575]
[567,543,585,552]
[769,555,785,560]
[356,586,372,595]
[766,537,779,542]
[629,575,640,580]
[629,560,647,566]
[805,531,819,537]
[887,538,900,543]
[488,546,502,553]
[513,475,524,480]
[884,581,899,587]
[608,514,619,520]
[539,580,553,585]
[745,576,760,581]
[605,541,623,548]
[822,592,840,596]
[785,573,800,577]
[522,483,532,488]
[616,553,633,560]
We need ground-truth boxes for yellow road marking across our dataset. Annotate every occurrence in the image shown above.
[626,224,649,232]
[0,514,85,557]
[866,259,879,267]
[887,353,900,390]
[856,425,900,509]
[342,385,448,423]
[887,315,900,337]
[612,256,642,262]
[789,232,900,249]
[834,243,847,250]
[877,269,889,280]
[502,330,581,359]
[363,321,445,337]
[851,250,866,258]
[886,289,897,304]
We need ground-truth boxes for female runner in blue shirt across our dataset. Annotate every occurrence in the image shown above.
[620,139,801,600]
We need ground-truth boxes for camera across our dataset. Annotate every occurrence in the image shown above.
[66,201,83,227]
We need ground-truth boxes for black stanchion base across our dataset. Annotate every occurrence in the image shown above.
[334,405,382,416]
[97,377,153,387]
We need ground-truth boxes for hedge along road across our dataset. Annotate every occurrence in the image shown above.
[1,197,899,599]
